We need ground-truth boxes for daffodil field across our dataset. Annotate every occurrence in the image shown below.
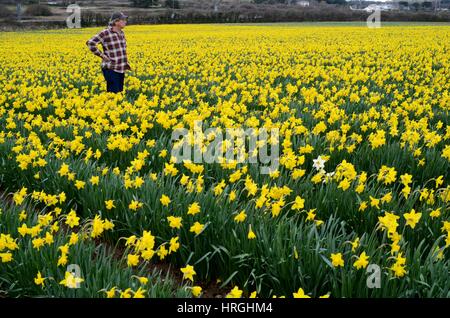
[0,24,449,298]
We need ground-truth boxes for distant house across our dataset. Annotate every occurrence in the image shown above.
[362,3,399,12]
[295,1,310,7]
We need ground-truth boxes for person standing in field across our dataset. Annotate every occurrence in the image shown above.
[86,12,131,93]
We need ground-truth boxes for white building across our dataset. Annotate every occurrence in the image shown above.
[362,3,399,12]
[295,1,310,7]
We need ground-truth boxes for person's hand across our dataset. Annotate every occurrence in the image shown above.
[101,54,111,62]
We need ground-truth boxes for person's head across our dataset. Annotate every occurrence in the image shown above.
[110,12,128,29]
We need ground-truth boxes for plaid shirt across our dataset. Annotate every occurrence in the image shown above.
[86,26,131,73]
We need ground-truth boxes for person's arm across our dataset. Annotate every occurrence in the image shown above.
[86,31,108,60]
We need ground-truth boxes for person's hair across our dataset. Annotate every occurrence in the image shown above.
[109,17,126,27]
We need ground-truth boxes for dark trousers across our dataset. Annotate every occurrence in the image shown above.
[102,68,124,93]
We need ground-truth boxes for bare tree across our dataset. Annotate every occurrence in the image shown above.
[213,0,222,12]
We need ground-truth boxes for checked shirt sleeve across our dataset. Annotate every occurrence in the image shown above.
[86,32,105,58]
